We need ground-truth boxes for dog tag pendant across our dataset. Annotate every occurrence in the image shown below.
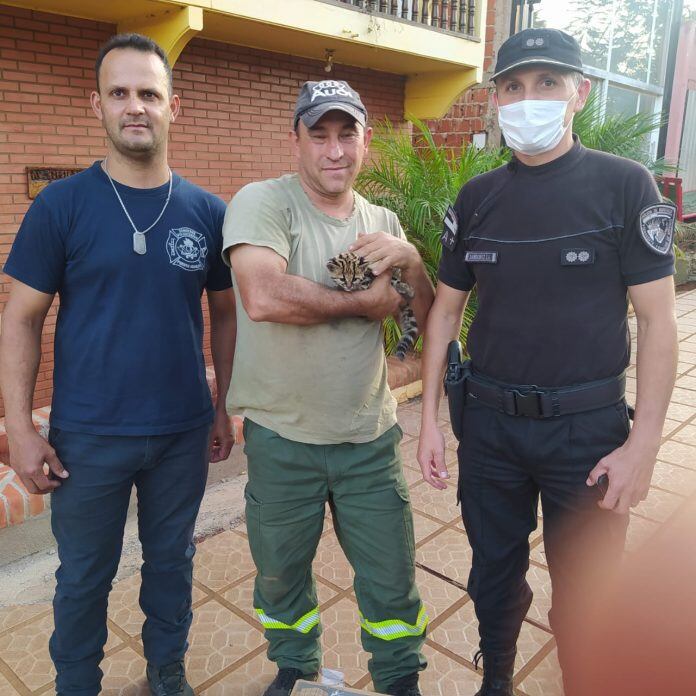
[133,232,147,255]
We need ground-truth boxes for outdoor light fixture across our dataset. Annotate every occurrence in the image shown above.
[324,49,335,72]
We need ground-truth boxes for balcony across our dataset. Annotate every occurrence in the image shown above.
[3,0,488,117]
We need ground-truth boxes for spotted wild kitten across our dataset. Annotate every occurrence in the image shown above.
[326,251,418,361]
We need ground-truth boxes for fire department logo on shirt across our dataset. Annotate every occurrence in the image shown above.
[639,203,676,256]
[166,227,208,271]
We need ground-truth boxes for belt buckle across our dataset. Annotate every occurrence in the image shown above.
[510,388,543,418]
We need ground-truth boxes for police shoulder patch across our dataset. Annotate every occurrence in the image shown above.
[639,203,676,256]
[440,205,459,251]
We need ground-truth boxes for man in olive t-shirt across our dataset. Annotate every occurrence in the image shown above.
[222,81,434,696]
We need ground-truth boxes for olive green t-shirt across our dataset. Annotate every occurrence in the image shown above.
[222,173,405,445]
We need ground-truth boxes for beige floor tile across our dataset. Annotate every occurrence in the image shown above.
[396,407,423,438]
[412,512,445,544]
[0,612,122,691]
[651,460,696,497]
[526,566,552,630]
[186,600,265,688]
[416,528,472,587]
[676,375,696,391]
[414,567,467,625]
[625,514,661,553]
[313,533,354,590]
[657,440,696,469]
[222,574,337,625]
[194,531,257,591]
[662,418,682,437]
[318,598,370,686]
[429,600,551,676]
[632,486,685,523]
[100,646,149,695]
[200,649,276,695]
[419,643,482,696]
[529,543,548,568]
[518,646,564,696]
[669,387,696,407]
[402,462,426,485]
[0,603,50,635]
[0,670,20,694]
[665,402,696,423]
[408,482,460,524]
[672,423,696,446]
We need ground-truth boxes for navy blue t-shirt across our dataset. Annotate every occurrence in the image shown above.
[4,161,232,435]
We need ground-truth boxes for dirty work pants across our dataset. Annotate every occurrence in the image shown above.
[457,399,630,694]
[48,424,211,696]
[243,420,427,693]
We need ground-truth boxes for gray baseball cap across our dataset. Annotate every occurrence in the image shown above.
[491,28,584,81]
[293,80,367,129]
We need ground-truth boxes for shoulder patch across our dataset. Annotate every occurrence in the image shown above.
[639,203,676,256]
[440,205,459,251]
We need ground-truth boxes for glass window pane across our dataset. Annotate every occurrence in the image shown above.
[609,0,655,82]
[606,84,639,116]
[638,93,657,115]
[650,0,673,85]
[532,0,612,71]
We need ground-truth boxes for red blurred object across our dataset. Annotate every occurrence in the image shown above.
[655,175,685,222]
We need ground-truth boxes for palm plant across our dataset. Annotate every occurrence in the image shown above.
[573,88,667,173]
[356,117,508,354]
[359,99,666,355]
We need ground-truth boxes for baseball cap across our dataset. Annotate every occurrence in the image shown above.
[491,28,584,81]
[293,80,367,129]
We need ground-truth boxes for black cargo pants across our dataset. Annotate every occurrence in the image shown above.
[456,397,630,684]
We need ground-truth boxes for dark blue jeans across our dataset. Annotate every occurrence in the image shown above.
[48,424,211,696]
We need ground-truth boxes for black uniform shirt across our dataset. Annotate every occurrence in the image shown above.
[438,138,675,388]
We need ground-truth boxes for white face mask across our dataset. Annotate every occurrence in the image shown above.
[497,91,577,156]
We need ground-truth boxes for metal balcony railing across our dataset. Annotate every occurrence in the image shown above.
[334,0,478,37]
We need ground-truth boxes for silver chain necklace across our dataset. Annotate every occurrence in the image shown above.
[103,158,173,255]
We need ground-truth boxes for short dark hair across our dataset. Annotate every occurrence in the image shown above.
[95,33,173,94]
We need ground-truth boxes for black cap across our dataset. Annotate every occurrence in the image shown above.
[293,80,367,129]
[491,28,584,81]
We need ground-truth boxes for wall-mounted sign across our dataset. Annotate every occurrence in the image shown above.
[26,166,83,199]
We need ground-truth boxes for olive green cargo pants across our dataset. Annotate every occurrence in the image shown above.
[243,420,427,693]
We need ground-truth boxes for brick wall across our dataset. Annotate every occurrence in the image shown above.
[424,0,500,149]
[0,4,406,417]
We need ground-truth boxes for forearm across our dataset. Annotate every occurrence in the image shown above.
[420,297,467,427]
[210,313,236,410]
[402,261,435,333]
[0,315,43,435]
[247,273,369,325]
[630,313,678,452]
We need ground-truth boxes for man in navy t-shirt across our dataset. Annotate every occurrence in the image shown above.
[0,34,235,696]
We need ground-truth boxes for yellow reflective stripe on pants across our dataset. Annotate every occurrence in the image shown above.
[359,604,429,641]
[255,607,320,634]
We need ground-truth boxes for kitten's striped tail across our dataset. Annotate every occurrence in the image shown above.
[394,307,418,361]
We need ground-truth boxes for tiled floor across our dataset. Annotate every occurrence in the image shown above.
[1,288,696,695]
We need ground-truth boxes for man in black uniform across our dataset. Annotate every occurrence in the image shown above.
[417,28,678,696]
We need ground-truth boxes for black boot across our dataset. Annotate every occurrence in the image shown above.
[146,661,193,696]
[262,667,319,696]
[473,650,516,696]
[386,672,422,696]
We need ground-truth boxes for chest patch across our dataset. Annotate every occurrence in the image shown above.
[166,227,208,271]
[639,203,676,256]
[465,251,498,264]
[440,205,459,251]
[561,248,595,266]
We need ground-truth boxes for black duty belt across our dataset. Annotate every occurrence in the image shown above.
[466,368,627,419]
